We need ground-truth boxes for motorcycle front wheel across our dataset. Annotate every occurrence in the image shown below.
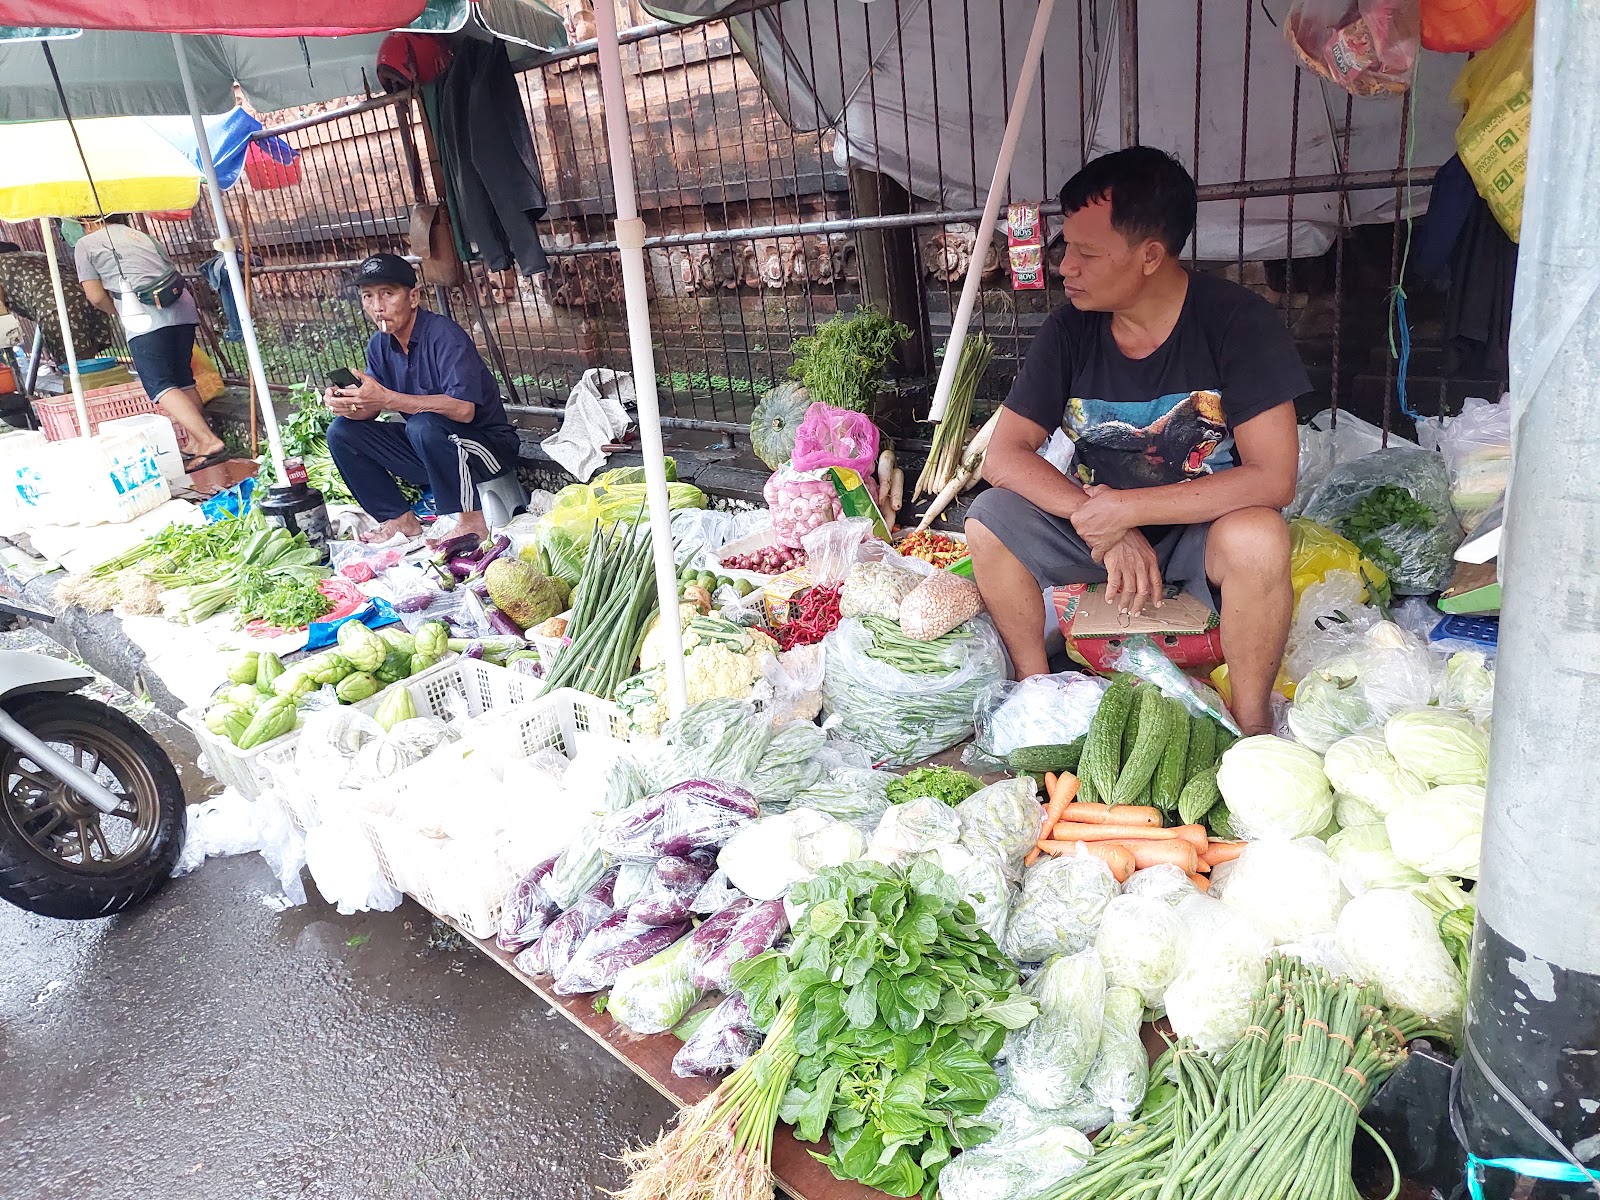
[0,693,186,919]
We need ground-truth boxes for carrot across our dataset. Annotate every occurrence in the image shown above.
[1172,824,1210,854]
[1024,847,1043,867]
[1118,839,1200,873]
[1187,872,1212,892]
[1204,840,1248,866]
[1060,802,1160,828]
[1044,771,1058,794]
[1049,822,1190,844]
[1039,839,1135,883]
[1038,772,1081,843]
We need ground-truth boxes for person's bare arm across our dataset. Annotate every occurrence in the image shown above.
[80,279,117,316]
[343,369,476,424]
[981,408,1091,518]
[1069,403,1299,547]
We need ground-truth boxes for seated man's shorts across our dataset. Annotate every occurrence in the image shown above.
[966,486,1215,608]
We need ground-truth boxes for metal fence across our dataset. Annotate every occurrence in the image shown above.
[7,0,1501,443]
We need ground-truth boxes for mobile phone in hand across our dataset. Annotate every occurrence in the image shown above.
[327,367,360,390]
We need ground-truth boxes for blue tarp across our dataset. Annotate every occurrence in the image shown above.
[144,106,297,192]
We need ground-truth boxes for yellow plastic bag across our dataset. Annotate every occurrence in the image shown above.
[1452,4,1534,241]
[1289,517,1389,605]
[191,346,224,403]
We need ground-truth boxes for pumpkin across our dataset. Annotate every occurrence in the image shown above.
[748,382,811,469]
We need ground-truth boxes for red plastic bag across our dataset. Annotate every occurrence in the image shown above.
[1285,0,1420,97]
[1420,0,1529,52]
[790,402,880,477]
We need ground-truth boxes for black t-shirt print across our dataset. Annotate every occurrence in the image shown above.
[1004,271,1311,491]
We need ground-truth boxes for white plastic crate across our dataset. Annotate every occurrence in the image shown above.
[182,653,460,802]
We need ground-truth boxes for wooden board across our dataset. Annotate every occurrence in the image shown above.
[442,918,888,1200]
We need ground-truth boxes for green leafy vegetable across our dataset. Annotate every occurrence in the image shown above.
[885,765,983,808]
[787,307,910,413]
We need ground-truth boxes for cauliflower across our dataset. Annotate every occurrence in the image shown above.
[618,621,778,736]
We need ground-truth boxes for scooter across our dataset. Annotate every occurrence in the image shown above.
[0,590,185,919]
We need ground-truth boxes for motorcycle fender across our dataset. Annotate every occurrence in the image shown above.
[0,650,92,703]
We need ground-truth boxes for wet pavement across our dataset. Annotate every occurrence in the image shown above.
[0,633,675,1200]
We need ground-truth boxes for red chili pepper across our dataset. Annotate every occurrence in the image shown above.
[775,584,842,651]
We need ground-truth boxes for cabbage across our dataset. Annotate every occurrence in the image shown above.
[865,797,962,865]
[1385,784,1485,878]
[1286,625,1435,752]
[1321,734,1429,818]
[956,777,1044,882]
[1006,948,1107,1109]
[1004,853,1120,963]
[1216,736,1333,840]
[916,843,1015,944]
[1287,655,1377,751]
[1216,837,1347,944]
[1163,895,1274,1054]
[1336,888,1464,1027]
[1384,710,1490,786]
[1439,650,1495,721]
[1326,824,1426,894]
[1095,893,1187,1007]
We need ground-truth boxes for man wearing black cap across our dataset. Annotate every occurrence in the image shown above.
[326,253,520,544]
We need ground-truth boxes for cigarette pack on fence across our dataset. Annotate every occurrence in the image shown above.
[1008,202,1046,290]
[1052,583,1223,674]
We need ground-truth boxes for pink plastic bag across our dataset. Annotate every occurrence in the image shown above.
[1285,0,1419,97]
[790,403,880,477]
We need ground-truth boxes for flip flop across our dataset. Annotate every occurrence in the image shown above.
[183,449,234,473]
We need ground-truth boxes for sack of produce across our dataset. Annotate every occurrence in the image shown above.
[763,465,843,548]
[1095,893,1188,1008]
[865,797,963,865]
[648,699,773,791]
[1287,622,1436,752]
[497,854,563,952]
[938,1086,1095,1200]
[1284,568,1384,683]
[899,570,983,641]
[789,401,880,476]
[838,559,919,621]
[1003,853,1119,964]
[789,766,893,829]
[1214,837,1348,945]
[955,777,1043,883]
[1302,446,1462,595]
[1085,984,1150,1120]
[821,615,1007,766]
[1005,947,1107,1109]
[742,721,828,809]
[672,991,764,1078]
[1336,888,1464,1028]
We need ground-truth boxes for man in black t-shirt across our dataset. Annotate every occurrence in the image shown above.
[966,147,1306,735]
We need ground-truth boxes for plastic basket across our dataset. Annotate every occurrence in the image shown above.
[33,382,191,448]
[181,653,461,802]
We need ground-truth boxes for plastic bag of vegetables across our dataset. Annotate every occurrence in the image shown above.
[937,1094,1094,1200]
[1326,824,1425,894]
[1003,853,1120,964]
[967,672,1107,767]
[1005,947,1107,1110]
[1216,736,1332,840]
[1085,985,1150,1120]
[606,908,758,1035]
[741,720,827,809]
[789,766,892,828]
[1095,893,1187,1007]
[1287,623,1435,752]
[838,559,919,620]
[821,615,1007,766]
[955,777,1043,883]
[914,842,1015,945]
[1120,863,1197,908]
[672,991,764,1078]
[1163,894,1274,1054]
[517,868,618,978]
[864,797,962,864]
[1214,837,1348,944]
[1336,888,1464,1028]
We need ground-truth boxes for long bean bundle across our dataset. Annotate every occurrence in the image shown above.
[538,517,661,701]
[1039,955,1448,1200]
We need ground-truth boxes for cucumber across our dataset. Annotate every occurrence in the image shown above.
[1112,685,1176,806]
[1206,798,1237,840]
[1081,673,1135,800]
[1006,737,1085,775]
[1178,763,1223,826]
[1152,702,1191,812]
[1185,714,1218,782]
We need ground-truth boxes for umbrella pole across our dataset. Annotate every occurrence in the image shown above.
[593,0,688,716]
[171,34,287,480]
[37,218,89,438]
[926,0,1058,422]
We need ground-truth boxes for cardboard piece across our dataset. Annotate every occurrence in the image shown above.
[1053,583,1225,673]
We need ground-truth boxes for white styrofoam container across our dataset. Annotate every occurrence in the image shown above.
[99,413,187,483]
[16,430,170,527]
[0,430,48,536]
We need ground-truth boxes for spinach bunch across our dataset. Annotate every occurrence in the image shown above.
[734,860,1038,1198]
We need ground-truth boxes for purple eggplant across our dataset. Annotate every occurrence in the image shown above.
[659,779,761,819]
[394,590,436,614]
[431,531,482,564]
[628,856,717,926]
[692,899,790,992]
[600,796,671,862]
[461,641,485,660]
[672,992,763,1078]
[484,605,525,637]
[497,855,561,953]
[515,871,617,978]
[463,535,512,583]
[677,898,754,970]
[446,555,478,580]
[554,918,693,996]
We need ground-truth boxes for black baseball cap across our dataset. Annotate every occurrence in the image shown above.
[354,253,417,289]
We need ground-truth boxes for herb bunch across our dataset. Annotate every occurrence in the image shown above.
[788,308,911,414]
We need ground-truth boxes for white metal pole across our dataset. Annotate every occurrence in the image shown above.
[592,0,688,715]
[171,33,288,480]
[37,217,90,438]
[927,0,1057,422]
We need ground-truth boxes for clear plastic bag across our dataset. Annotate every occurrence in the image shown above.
[789,766,893,829]
[1120,864,1197,908]
[1006,947,1107,1109]
[543,821,611,910]
[692,898,791,992]
[173,786,308,905]
[1095,893,1188,1008]
[673,991,764,1077]
[303,812,402,915]
[1336,888,1464,1027]
[1285,569,1384,684]
[790,401,880,476]
[743,721,827,809]
[1291,409,1391,517]
[1302,446,1463,595]
[691,868,744,914]
[561,743,648,815]
[1287,621,1436,751]
[497,854,563,952]
[1163,894,1275,1054]
[556,916,693,996]
[800,516,874,584]
[1111,635,1241,735]
[967,672,1108,768]
[899,571,983,641]
[607,933,706,1034]
[821,615,1008,766]
[838,559,920,621]
[718,809,834,900]
[938,1088,1095,1200]
[1215,837,1348,945]
[1003,853,1120,964]
[763,466,843,549]
[517,868,618,978]
[914,843,1016,945]
[866,797,963,865]
[1285,0,1420,97]
[602,779,760,862]
[1085,985,1150,1121]
[649,699,773,791]
[628,856,717,926]
[955,778,1044,883]
[760,644,825,726]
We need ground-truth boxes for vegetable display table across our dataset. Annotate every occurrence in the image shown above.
[448,919,890,1200]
